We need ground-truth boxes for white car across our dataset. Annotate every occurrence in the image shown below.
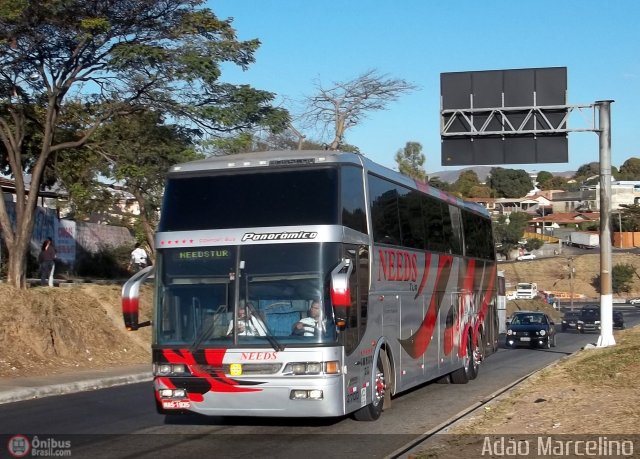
[628,297,640,305]
[516,253,536,261]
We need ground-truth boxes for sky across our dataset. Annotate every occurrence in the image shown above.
[209,0,640,175]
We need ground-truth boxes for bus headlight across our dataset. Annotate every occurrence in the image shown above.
[283,361,341,375]
[155,363,190,376]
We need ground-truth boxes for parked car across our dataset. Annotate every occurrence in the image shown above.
[516,253,536,261]
[613,311,625,329]
[628,297,640,305]
[505,311,556,348]
[577,305,600,333]
[561,311,580,332]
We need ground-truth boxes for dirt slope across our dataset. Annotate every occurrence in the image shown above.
[0,284,152,378]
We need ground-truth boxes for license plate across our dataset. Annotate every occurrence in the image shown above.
[162,400,191,410]
[520,337,531,342]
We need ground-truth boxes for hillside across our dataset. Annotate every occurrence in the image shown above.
[499,252,640,300]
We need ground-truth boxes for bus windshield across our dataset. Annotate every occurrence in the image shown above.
[155,243,340,347]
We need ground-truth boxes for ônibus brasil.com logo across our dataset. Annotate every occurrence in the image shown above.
[7,434,72,457]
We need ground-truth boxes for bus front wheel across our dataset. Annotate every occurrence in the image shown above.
[353,351,388,421]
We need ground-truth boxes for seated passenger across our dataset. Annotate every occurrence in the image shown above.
[227,301,268,336]
[292,300,324,336]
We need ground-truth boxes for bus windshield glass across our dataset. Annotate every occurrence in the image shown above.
[158,168,339,231]
[155,243,340,347]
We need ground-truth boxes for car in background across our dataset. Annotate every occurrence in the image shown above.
[613,310,625,329]
[505,311,556,349]
[577,305,600,333]
[516,253,536,261]
[561,311,580,332]
[628,298,640,305]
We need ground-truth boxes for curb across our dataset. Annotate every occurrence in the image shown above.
[0,372,153,405]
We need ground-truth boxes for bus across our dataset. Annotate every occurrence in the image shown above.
[122,150,499,421]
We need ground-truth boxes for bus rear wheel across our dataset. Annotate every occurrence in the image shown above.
[353,351,388,421]
[450,333,476,384]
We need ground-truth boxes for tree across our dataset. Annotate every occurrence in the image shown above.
[593,263,635,294]
[394,141,426,181]
[493,212,529,258]
[0,0,288,288]
[486,168,532,198]
[57,111,202,254]
[618,203,640,231]
[428,176,450,191]
[302,69,416,150]
[453,170,481,197]
[618,157,640,180]
[468,185,492,198]
[540,175,569,191]
[535,171,553,188]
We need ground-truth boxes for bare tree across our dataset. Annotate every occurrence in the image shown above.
[302,70,417,150]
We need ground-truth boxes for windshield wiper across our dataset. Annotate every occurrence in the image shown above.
[190,305,226,353]
[245,301,285,352]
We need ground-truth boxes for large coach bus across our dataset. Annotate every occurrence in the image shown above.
[122,150,499,421]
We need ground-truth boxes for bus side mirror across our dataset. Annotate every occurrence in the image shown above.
[330,259,353,306]
[122,266,154,331]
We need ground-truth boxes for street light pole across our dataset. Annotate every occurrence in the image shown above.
[596,100,615,347]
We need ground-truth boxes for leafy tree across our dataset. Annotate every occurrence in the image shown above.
[453,170,481,197]
[57,111,202,255]
[540,175,569,191]
[301,69,416,150]
[574,161,620,184]
[617,157,640,180]
[617,203,640,231]
[427,176,451,191]
[394,141,426,181]
[0,0,288,288]
[593,263,635,294]
[535,171,553,188]
[525,238,544,251]
[492,212,530,258]
[486,168,532,198]
[468,185,492,198]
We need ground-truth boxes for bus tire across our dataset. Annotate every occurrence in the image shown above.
[353,351,388,421]
[469,332,483,381]
[450,333,475,384]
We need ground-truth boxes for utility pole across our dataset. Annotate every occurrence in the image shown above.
[596,100,616,347]
[569,257,575,310]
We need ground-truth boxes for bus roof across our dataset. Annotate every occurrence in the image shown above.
[169,150,489,218]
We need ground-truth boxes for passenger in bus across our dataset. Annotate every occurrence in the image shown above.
[292,300,325,336]
[226,302,268,336]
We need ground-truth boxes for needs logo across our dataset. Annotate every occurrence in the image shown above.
[7,435,71,458]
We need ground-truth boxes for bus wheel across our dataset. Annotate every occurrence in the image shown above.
[469,333,483,381]
[353,351,388,421]
[451,333,475,384]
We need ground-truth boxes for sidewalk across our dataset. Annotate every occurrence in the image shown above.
[0,364,152,405]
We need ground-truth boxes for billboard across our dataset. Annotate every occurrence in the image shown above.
[440,67,568,166]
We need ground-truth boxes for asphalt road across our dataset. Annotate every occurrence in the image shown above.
[1,309,638,459]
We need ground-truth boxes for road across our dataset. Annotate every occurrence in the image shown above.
[1,308,638,459]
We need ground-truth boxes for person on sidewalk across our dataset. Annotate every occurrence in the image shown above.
[38,237,56,287]
[129,243,148,273]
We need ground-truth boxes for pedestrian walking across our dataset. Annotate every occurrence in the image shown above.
[38,237,56,287]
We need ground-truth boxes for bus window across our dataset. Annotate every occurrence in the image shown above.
[341,166,367,234]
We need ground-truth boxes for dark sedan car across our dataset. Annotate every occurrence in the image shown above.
[577,305,600,333]
[613,310,625,329]
[561,311,580,332]
[505,311,556,348]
